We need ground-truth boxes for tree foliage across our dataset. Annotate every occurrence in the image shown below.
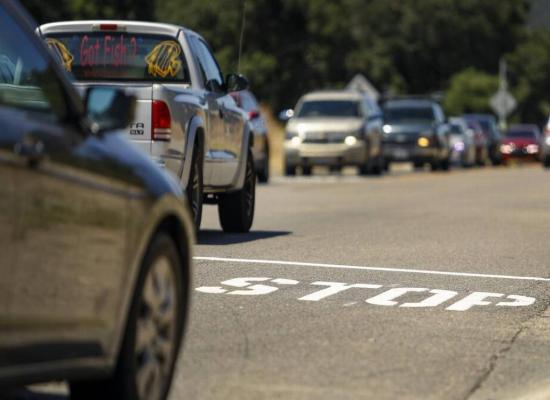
[21,0,548,122]
[443,68,498,116]
[156,0,530,112]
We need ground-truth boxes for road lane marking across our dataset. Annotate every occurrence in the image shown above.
[195,276,538,312]
[194,256,550,282]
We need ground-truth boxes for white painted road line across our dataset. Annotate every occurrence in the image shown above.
[194,256,550,282]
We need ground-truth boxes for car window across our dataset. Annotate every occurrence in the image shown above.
[0,6,67,122]
[45,32,191,83]
[297,100,361,118]
[383,106,435,123]
[190,36,224,91]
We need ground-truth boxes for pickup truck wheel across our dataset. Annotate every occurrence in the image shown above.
[186,145,203,232]
[70,233,185,400]
[218,152,255,233]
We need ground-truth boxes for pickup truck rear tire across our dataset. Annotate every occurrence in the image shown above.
[218,151,255,233]
[186,144,203,232]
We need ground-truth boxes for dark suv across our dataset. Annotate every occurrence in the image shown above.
[382,99,451,171]
[0,1,194,399]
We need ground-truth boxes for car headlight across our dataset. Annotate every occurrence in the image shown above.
[383,124,392,134]
[290,136,303,146]
[545,136,550,146]
[417,137,430,148]
[453,141,465,152]
[526,144,539,154]
[345,136,358,146]
[500,144,514,154]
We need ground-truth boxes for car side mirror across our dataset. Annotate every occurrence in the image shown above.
[85,87,135,134]
[278,109,294,122]
[226,73,249,92]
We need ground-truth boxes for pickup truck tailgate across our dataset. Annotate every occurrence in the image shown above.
[74,83,153,151]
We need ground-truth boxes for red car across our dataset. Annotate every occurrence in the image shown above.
[501,124,541,163]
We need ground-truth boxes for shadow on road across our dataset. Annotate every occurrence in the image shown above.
[197,229,291,245]
[0,389,67,400]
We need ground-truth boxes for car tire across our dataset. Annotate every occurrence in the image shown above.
[285,164,296,176]
[257,146,269,183]
[71,233,186,400]
[218,151,255,233]
[186,143,203,233]
[544,156,550,168]
[440,157,450,171]
[302,166,312,176]
[430,160,440,171]
[413,161,424,170]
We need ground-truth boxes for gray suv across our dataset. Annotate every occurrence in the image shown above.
[382,99,451,171]
[282,90,384,175]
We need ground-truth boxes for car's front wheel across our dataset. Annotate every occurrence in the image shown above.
[218,151,255,232]
[71,233,185,400]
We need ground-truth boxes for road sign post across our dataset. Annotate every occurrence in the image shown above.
[490,60,516,130]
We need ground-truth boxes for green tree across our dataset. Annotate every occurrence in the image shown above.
[507,29,550,124]
[443,68,498,116]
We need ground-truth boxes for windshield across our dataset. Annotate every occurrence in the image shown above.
[507,130,537,139]
[383,106,435,123]
[44,32,190,82]
[297,100,361,118]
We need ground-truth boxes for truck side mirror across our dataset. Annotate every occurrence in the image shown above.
[278,109,294,122]
[226,73,249,92]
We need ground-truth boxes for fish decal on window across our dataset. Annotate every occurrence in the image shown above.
[145,41,182,78]
[46,38,74,72]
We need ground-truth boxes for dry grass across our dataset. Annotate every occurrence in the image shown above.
[261,104,285,176]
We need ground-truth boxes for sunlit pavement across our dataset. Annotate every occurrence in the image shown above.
[9,164,550,400]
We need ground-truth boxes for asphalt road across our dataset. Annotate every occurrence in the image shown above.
[10,164,550,400]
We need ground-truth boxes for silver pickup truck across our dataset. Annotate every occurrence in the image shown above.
[39,20,256,232]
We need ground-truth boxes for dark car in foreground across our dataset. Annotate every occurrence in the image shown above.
[381,98,451,171]
[463,113,502,165]
[501,124,541,164]
[0,1,194,399]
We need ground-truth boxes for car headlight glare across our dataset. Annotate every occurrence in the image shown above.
[345,136,357,146]
[290,136,303,146]
[526,144,539,154]
[545,136,550,146]
[383,124,392,134]
[500,144,514,154]
[417,137,430,147]
[453,141,465,152]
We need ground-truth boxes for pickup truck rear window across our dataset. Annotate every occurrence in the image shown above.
[44,33,190,83]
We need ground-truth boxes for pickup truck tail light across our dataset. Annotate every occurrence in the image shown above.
[152,100,172,142]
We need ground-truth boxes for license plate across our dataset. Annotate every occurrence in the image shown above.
[393,149,409,160]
